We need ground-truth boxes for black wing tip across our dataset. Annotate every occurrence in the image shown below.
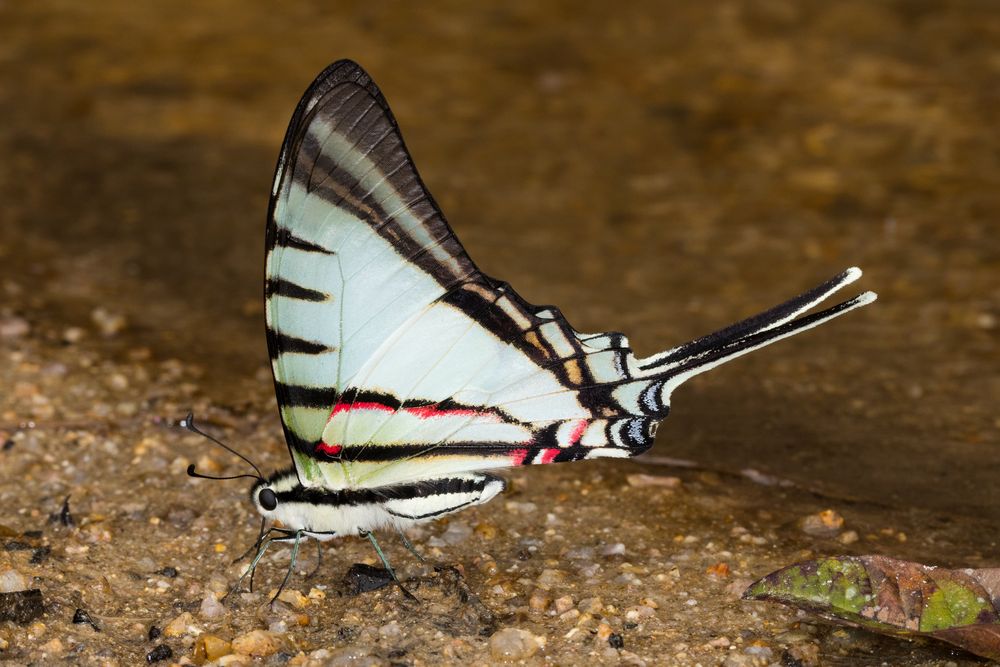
[315,59,371,87]
[304,59,387,111]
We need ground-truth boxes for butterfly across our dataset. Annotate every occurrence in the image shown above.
[185,60,875,597]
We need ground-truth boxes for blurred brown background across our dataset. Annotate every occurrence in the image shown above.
[2,1,998,525]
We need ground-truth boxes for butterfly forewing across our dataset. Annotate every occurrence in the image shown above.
[266,62,479,475]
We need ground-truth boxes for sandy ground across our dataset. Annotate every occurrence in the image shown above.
[1,1,998,665]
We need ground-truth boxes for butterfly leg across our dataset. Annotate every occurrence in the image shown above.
[225,527,296,600]
[395,526,426,563]
[225,534,276,601]
[360,529,418,601]
[233,517,269,564]
[270,529,305,604]
[307,540,323,579]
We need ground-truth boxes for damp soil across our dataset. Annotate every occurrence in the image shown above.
[1,1,998,665]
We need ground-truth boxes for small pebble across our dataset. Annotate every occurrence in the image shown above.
[798,509,844,537]
[0,568,31,593]
[624,605,655,621]
[536,568,566,588]
[745,645,774,659]
[163,611,197,637]
[596,622,613,641]
[320,645,382,666]
[277,588,309,609]
[193,634,233,663]
[553,595,575,614]
[40,638,64,655]
[199,593,227,619]
[231,629,283,657]
[439,521,472,545]
[609,633,625,649]
[217,655,252,666]
[378,621,402,641]
[601,542,626,557]
[0,316,29,339]
[91,307,127,336]
[108,373,129,391]
[489,628,542,661]
[474,522,498,539]
[62,326,85,344]
[838,530,859,545]
[529,589,551,612]
[626,474,681,488]
[565,546,595,560]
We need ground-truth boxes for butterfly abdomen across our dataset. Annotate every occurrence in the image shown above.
[255,471,506,535]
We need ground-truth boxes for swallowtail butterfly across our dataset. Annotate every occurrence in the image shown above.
[187,60,875,594]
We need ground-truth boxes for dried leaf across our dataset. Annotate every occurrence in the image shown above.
[744,555,1000,660]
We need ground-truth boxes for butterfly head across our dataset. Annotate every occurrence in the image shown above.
[248,470,299,518]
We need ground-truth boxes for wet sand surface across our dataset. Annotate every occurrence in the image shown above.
[1,1,997,665]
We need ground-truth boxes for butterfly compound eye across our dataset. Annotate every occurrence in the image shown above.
[258,488,278,511]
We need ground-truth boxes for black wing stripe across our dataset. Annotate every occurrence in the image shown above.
[276,383,340,408]
[268,331,334,357]
[276,475,496,506]
[274,229,336,255]
[385,499,478,521]
[266,277,328,302]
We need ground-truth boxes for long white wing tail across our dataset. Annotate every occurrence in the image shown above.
[634,267,876,404]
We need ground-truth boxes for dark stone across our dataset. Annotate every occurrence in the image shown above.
[147,625,161,641]
[22,530,43,539]
[781,651,804,667]
[146,644,172,663]
[623,621,638,630]
[48,496,74,527]
[609,633,625,649]
[516,549,532,561]
[3,541,32,551]
[72,607,100,631]
[2,439,13,451]
[29,546,51,564]
[156,566,178,578]
[0,589,44,624]
[344,563,393,595]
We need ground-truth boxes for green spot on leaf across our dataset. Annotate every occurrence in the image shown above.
[921,580,993,632]
[746,557,873,615]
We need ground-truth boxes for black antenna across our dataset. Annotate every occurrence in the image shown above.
[180,412,264,480]
[186,464,262,482]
